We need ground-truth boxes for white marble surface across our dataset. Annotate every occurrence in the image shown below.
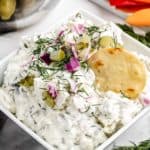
[106,111,150,149]
[2,0,124,39]
[0,0,150,149]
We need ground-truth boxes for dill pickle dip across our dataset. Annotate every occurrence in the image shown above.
[1,13,149,150]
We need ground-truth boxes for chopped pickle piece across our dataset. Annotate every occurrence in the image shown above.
[0,0,16,20]
[116,43,123,49]
[42,91,55,108]
[50,49,65,61]
[99,36,123,48]
[76,34,90,50]
[99,36,114,48]
[76,42,89,50]
[18,75,34,87]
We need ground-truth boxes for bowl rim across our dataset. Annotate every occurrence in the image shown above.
[0,8,150,150]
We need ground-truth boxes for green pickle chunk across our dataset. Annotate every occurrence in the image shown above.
[0,0,16,20]
[50,49,65,61]
[76,34,90,50]
[76,42,89,50]
[42,91,56,108]
[18,75,34,87]
[99,36,123,48]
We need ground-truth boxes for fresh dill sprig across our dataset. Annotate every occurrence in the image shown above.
[113,139,150,150]
[87,25,100,36]
[117,24,150,48]
[75,12,82,18]
[77,87,89,96]
[33,37,54,55]
[24,43,28,48]
[80,61,89,72]
[120,90,130,99]
[79,106,90,113]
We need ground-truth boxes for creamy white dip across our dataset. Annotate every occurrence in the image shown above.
[0,13,149,150]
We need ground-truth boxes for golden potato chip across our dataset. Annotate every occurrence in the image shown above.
[88,48,147,99]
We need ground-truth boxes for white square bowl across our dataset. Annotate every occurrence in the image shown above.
[0,9,150,150]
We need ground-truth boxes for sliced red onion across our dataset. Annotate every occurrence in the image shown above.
[40,53,51,65]
[65,57,80,73]
[68,79,78,93]
[56,30,65,43]
[73,24,85,35]
[31,55,35,61]
[83,46,91,61]
[48,84,58,99]
[86,96,93,101]
[68,42,75,46]
[71,46,78,58]
[58,30,64,37]
[140,95,150,107]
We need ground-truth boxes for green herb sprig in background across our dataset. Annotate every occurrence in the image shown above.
[117,24,150,48]
[113,139,150,150]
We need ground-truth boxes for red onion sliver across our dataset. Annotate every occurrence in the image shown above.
[72,24,85,35]
[140,95,150,107]
[83,46,91,61]
[48,84,58,99]
[65,57,80,73]
[58,30,64,37]
[40,53,51,65]
[71,46,78,58]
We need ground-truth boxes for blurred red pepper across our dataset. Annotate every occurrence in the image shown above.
[117,5,150,13]
[109,0,150,6]
[109,0,150,13]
